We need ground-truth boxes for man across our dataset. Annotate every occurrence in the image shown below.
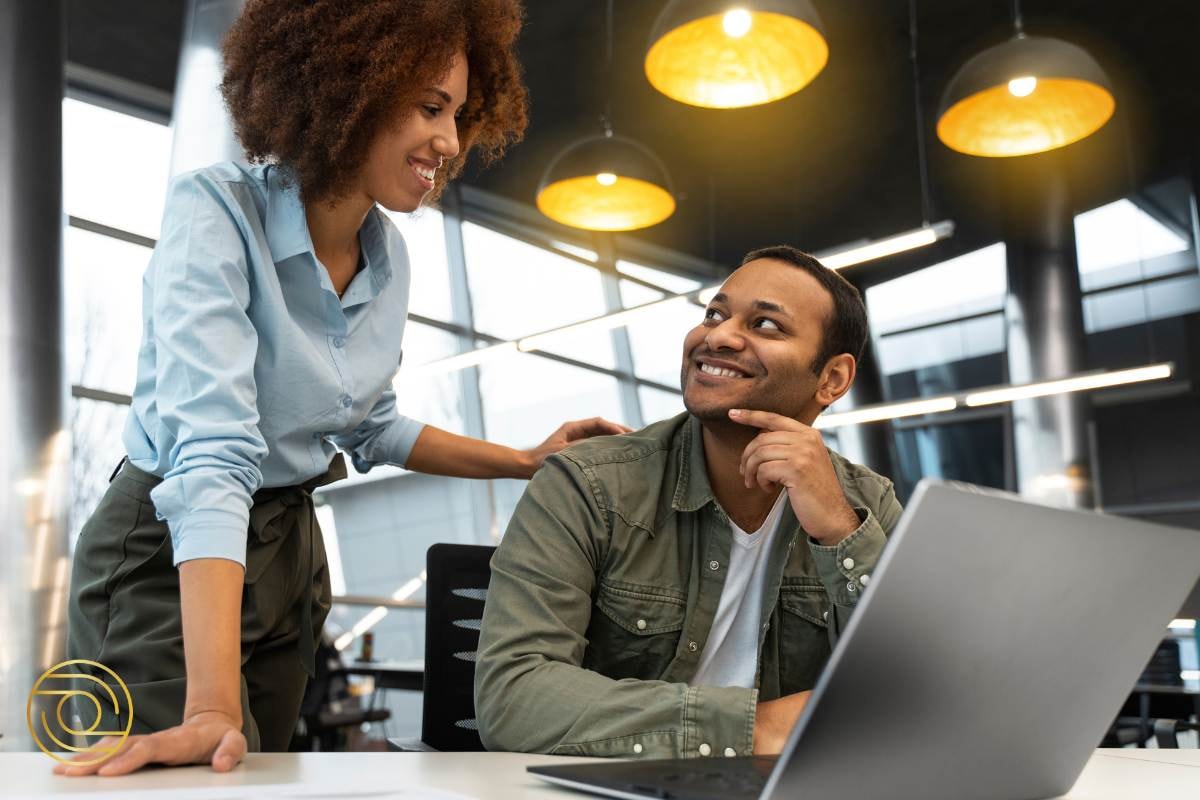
[475,246,902,759]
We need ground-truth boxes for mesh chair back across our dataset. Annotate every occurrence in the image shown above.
[421,543,496,751]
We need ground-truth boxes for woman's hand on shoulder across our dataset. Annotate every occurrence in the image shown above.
[52,709,247,777]
[522,417,632,477]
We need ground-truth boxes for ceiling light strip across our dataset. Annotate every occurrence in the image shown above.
[963,364,1174,407]
[815,396,958,429]
[412,220,952,375]
[815,362,1173,429]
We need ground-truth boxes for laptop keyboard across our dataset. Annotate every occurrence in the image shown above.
[532,756,778,800]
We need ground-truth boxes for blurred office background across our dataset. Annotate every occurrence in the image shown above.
[3,0,1199,751]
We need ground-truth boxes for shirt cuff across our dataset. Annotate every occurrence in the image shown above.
[808,507,888,606]
[169,508,250,567]
[681,684,758,758]
[349,416,426,473]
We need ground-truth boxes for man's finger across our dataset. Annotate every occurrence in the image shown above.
[739,432,796,475]
[729,408,807,432]
[756,460,790,493]
[742,445,793,488]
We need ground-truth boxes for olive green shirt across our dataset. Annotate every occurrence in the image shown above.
[475,413,902,759]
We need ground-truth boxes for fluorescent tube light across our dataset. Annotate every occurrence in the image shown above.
[334,570,429,652]
[697,221,955,304]
[820,221,954,270]
[964,364,1173,407]
[518,296,691,353]
[404,342,518,378]
[1169,619,1196,631]
[814,396,958,429]
[552,241,599,262]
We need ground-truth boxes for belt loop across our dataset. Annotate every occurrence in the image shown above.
[108,456,129,483]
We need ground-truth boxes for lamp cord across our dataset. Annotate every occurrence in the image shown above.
[1012,0,1025,35]
[602,0,614,137]
[908,0,933,226]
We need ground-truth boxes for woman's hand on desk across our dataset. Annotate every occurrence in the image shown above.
[52,710,246,777]
[753,691,812,755]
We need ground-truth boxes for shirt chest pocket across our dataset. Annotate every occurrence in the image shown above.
[777,583,832,695]
[583,581,686,681]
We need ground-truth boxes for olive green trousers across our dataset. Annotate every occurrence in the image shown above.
[66,456,345,751]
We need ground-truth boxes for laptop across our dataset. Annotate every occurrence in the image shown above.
[529,479,1200,800]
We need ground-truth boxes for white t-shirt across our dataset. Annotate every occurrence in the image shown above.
[689,491,789,689]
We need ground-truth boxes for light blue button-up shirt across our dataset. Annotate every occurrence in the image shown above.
[123,162,425,567]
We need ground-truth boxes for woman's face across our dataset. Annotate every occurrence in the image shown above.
[361,50,468,213]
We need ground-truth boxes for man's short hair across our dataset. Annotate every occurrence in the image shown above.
[741,245,869,373]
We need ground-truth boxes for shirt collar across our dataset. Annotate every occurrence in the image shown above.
[265,166,394,301]
[264,165,313,264]
[672,414,717,513]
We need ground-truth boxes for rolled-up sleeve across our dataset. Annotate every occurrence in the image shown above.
[808,477,903,643]
[147,173,269,568]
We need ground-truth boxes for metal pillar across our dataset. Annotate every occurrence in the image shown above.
[169,0,247,177]
[1003,159,1094,508]
[0,0,68,751]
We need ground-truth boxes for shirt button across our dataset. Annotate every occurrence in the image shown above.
[332,337,346,348]
[847,581,857,593]
[688,641,698,652]
[633,743,643,754]
[708,560,720,571]
[842,557,855,570]
[698,743,711,757]
[822,610,829,621]
[860,574,871,586]
[340,395,353,408]
[636,619,647,631]
[724,747,737,757]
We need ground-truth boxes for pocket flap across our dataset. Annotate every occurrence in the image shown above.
[596,582,685,635]
[780,586,829,628]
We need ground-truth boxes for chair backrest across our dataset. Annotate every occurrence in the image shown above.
[421,542,496,751]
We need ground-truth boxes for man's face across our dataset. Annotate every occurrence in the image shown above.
[681,259,833,424]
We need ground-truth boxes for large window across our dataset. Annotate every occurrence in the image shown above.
[63,99,170,535]
[866,243,1008,400]
[462,221,615,367]
[619,259,703,391]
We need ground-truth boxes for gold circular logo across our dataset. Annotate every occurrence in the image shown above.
[26,659,134,765]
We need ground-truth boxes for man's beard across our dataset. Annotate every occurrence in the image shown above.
[680,359,817,425]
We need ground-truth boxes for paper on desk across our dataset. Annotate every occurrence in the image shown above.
[11,783,476,800]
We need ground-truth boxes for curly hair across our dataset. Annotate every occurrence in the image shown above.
[220,0,528,203]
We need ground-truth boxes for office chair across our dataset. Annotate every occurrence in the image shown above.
[390,542,496,752]
[293,636,391,752]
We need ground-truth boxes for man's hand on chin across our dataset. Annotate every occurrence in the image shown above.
[730,409,861,546]
[753,691,813,755]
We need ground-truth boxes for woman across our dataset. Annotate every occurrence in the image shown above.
[58,0,626,776]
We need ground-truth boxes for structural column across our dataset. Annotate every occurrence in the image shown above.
[1003,158,1094,508]
[0,0,68,750]
[169,0,247,177]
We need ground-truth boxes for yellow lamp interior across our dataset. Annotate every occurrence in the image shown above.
[645,11,829,109]
[937,77,1115,157]
[537,175,676,232]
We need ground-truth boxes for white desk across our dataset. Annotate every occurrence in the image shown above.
[2,749,1198,798]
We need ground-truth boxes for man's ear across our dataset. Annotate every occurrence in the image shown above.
[814,354,856,408]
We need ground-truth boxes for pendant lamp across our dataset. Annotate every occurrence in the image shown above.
[645,0,829,109]
[936,4,1115,157]
[536,132,676,232]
